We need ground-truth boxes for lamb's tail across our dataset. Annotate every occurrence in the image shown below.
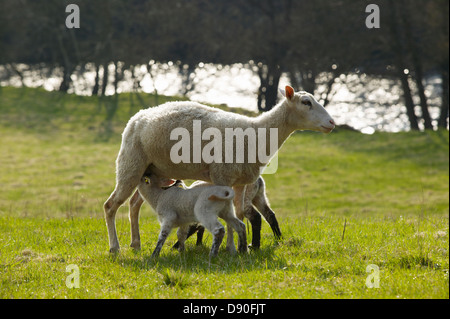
[208,187,234,201]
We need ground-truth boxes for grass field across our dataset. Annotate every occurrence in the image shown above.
[0,87,448,299]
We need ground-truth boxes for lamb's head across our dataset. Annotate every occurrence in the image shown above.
[141,174,177,189]
[280,85,335,134]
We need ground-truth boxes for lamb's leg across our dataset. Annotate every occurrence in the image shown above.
[129,189,144,250]
[223,216,247,253]
[197,214,225,257]
[176,225,189,252]
[172,223,204,249]
[244,206,262,249]
[104,151,148,253]
[226,225,237,255]
[207,223,225,258]
[196,225,205,246]
[151,223,172,258]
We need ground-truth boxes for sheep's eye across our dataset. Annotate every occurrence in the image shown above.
[302,100,312,109]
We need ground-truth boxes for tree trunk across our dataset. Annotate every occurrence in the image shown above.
[92,63,100,96]
[100,63,109,97]
[399,72,420,131]
[300,70,316,94]
[113,61,120,95]
[438,2,449,130]
[257,63,281,112]
[322,71,339,107]
[179,63,196,97]
[59,65,73,93]
[387,0,419,130]
[414,72,433,130]
[401,1,433,129]
[438,67,449,129]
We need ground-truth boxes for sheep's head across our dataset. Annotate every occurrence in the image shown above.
[280,86,335,134]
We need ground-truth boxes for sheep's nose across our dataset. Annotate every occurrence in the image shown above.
[329,119,335,126]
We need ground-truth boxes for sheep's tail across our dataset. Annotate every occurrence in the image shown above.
[208,188,234,201]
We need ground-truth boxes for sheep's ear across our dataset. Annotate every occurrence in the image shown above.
[285,85,295,101]
[279,88,286,97]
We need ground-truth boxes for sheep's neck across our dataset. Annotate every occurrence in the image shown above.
[145,185,164,208]
[254,101,294,149]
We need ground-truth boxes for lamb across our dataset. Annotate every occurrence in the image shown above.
[172,176,281,250]
[137,174,246,258]
[104,85,335,252]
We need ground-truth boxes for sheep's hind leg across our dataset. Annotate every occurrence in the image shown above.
[104,186,137,253]
[104,153,148,253]
[129,190,144,250]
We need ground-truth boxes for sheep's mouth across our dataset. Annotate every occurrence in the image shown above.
[321,125,334,133]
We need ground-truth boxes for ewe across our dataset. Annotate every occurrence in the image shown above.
[104,86,335,252]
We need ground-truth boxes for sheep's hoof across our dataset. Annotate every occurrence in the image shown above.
[209,251,219,258]
[130,243,141,251]
[109,247,120,254]
[226,246,237,255]
[238,245,248,254]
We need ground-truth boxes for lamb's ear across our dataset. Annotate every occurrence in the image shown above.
[159,178,176,187]
[285,85,295,101]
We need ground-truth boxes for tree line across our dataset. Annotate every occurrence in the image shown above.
[0,0,448,130]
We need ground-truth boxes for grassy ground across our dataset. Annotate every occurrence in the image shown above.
[0,87,448,298]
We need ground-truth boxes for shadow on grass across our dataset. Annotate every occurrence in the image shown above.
[109,241,288,274]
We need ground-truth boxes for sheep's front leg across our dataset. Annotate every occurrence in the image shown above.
[244,206,262,249]
[225,184,247,252]
[261,206,282,241]
[232,185,247,220]
[129,189,144,250]
[253,192,282,241]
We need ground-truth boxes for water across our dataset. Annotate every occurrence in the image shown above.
[0,62,443,134]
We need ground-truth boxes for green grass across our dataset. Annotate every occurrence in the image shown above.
[0,86,448,298]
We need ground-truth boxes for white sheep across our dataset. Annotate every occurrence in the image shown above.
[105,86,335,252]
[137,174,246,258]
